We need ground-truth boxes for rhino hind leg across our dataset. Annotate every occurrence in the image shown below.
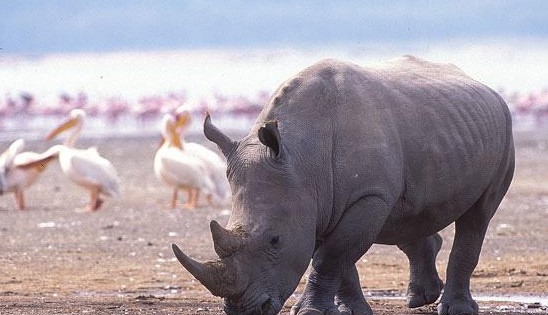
[438,163,513,315]
[397,233,444,308]
[437,206,489,315]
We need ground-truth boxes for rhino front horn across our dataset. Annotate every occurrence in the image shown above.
[210,220,244,258]
[172,243,235,297]
[203,113,236,158]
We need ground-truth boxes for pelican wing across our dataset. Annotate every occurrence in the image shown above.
[0,139,25,168]
[86,146,100,155]
[68,149,120,198]
[185,143,229,200]
[14,153,57,172]
[0,145,58,194]
[185,143,225,166]
[158,149,203,179]
[155,147,213,191]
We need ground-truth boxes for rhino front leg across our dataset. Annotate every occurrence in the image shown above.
[291,196,391,315]
[292,265,372,315]
[397,233,444,308]
[334,265,373,315]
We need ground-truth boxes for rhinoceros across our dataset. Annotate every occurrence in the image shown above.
[172,56,515,315]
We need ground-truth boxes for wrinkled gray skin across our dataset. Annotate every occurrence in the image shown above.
[172,56,515,315]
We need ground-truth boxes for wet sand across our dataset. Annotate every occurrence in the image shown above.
[0,129,547,314]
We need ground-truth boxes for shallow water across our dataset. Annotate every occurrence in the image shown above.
[0,113,255,143]
[365,290,548,306]
[475,294,548,307]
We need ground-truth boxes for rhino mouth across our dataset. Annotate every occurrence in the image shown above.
[224,293,281,315]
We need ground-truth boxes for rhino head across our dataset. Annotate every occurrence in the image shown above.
[172,114,317,315]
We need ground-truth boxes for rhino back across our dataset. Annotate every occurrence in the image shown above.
[253,57,512,239]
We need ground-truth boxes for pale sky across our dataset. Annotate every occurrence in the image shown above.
[1,1,547,54]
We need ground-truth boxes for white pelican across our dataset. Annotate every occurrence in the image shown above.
[0,139,57,210]
[46,109,120,211]
[174,109,230,205]
[154,113,215,209]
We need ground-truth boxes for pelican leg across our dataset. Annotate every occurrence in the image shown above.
[170,188,179,209]
[14,190,25,210]
[87,188,101,212]
[207,194,213,206]
[183,188,197,209]
[96,197,104,210]
[193,189,201,208]
[181,188,190,208]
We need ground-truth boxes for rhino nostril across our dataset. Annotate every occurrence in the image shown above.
[260,298,272,315]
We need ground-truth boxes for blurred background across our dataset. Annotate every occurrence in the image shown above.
[1,0,548,140]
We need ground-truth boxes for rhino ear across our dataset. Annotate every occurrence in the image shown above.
[258,120,282,158]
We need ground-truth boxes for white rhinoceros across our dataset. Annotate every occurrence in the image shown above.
[173,56,515,315]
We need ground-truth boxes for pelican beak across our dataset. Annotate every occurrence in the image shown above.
[175,112,191,129]
[169,124,183,149]
[46,117,78,141]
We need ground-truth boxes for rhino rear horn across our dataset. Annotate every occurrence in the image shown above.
[210,220,244,258]
[204,113,236,158]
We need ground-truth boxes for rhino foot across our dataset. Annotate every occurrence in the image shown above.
[398,233,444,308]
[437,297,478,315]
[334,289,373,315]
[335,301,373,315]
[291,306,341,315]
[406,277,444,308]
[290,300,372,315]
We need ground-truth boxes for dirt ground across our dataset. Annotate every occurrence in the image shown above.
[0,128,547,314]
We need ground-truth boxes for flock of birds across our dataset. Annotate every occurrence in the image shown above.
[6,87,544,211]
[0,108,229,211]
[0,91,267,122]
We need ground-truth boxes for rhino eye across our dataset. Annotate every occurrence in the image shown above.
[270,236,280,247]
